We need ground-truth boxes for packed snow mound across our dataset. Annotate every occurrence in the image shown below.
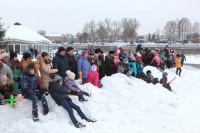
[0,66,200,133]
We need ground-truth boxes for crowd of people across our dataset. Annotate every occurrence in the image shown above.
[0,44,186,128]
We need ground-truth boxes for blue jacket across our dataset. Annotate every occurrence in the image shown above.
[49,81,71,105]
[128,60,137,75]
[52,52,69,79]
[77,56,91,79]
[20,72,45,97]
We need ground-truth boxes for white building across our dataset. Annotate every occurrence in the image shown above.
[4,23,52,54]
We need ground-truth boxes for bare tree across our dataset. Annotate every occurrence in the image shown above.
[111,20,121,42]
[104,18,113,42]
[155,28,160,40]
[163,21,177,43]
[37,30,46,36]
[96,21,107,45]
[178,18,192,43]
[191,22,200,43]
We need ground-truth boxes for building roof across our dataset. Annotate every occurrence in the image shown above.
[5,23,52,45]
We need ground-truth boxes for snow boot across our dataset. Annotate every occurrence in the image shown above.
[87,119,97,123]
[32,112,39,122]
[0,99,6,105]
[43,107,49,115]
[75,122,86,128]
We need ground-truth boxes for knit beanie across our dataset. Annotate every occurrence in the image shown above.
[0,75,7,82]
[10,51,17,59]
[82,50,88,56]
[23,52,32,60]
[0,53,9,60]
[91,65,97,71]
[66,70,75,80]
[58,47,65,52]
[54,74,63,83]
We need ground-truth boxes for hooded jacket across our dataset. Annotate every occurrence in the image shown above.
[77,56,91,79]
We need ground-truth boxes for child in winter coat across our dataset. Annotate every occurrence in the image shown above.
[64,70,90,102]
[20,63,49,121]
[174,54,182,76]
[86,65,101,88]
[151,52,161,67]
[146,70,159,85]
[49,75,96,128]
[0,75,17,105]
[114,52,120,69]
[160,72,172,91]
[118,58,132,76]
[128,55,137,76]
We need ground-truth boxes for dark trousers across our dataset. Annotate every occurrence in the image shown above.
[59,99,88,125]
[82,78,87,84]
[176,68,182,76]
[69,90,89,101]
[26,94,48,114]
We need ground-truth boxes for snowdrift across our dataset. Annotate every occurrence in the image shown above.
[0,66,200,133]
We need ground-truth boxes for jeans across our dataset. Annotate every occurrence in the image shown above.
[59,99,88,125]
[26,94,48,114]
[69,90,90,101]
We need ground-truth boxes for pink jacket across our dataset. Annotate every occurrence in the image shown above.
[86,71,100,88]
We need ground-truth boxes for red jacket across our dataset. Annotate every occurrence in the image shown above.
[86,71,100,88]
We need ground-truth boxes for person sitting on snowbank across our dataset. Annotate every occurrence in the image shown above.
[146,70,159,85]
[64,70,90,102]
[20,63,49,121]
[160,72,172,91]
[49,75,96,128]
[118,58,132,76]
[87,65,102,88]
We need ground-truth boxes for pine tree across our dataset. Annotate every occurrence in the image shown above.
[0,18,7,49]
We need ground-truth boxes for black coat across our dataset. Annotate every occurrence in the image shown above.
[164,48,170,59]
[52,52,69,79]
[98,55,105,80]
[66,53,78,78]
[105,55,117,76]
[49,81,71,105]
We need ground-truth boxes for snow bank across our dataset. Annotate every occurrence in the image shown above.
[0,66,200,133]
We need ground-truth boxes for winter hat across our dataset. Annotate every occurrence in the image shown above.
[136,52,141,57]
[25,63,36,75]
[89,51,95,55]
[123,58,128,63]
[0,53,9,60]
[78,50,82,55]
[41,52,48,58]
[23,52,32,60]
[54,74,63,83]
[91,64,97,71]
[162,72,168,77]
[109,51,115,55]
[82,50,88,56]
[131,55,136,61]
[95,48,102,54]
[66,70,75,80]
[114,52,119,57]
[10,51,17,59]
[66,46,74,52]
[146,70,151,75]
[0,75,7,82]
[58,47,65,52]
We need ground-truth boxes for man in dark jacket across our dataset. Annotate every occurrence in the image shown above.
[164,45,170,60]
[105,51,117,76]
[66,47,78,79]
[95,48,105,80]
[52,47,69,79]
[180,52,186,67]
[49,75,95,128]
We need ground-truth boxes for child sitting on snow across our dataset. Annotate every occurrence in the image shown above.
[86,65,102,88]
[49,75,96,128]
[0,75,17,105]
[64,70,90,102]
[20,63,49,121]
[146,70,159,85]
[128,55,137,77]
[160,72,172,91]
[118,58,132,76]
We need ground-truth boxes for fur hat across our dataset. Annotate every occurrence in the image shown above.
[10,51,17,59]
[58,47,65,52]
[25,63,37,75]
[95,48,102,54]
[66,70,75,80]
[66,47,74,52]
[162,72,168,77]
[54,74,63,83]
[91,64,97,71]
[0,75,7,82]
[82,50,88,56]
[109,51,115,55]
[23,52,32,60]
[131,55,135,61]
[0,53,9,60]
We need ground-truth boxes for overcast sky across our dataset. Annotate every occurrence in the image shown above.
[1,0,200,36]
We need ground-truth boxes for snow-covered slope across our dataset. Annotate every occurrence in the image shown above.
[0,66,200,133]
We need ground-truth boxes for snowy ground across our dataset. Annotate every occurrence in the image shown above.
[185,55,200,64]
[0,63,200,133]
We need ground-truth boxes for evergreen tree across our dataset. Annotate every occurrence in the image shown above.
[0,18,7,49]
